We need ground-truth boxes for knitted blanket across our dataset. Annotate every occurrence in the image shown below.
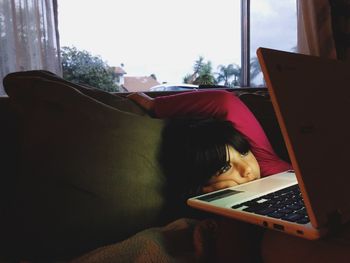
[70,218,218,263]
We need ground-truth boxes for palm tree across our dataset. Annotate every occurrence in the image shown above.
[216,64,233,86]
[183,73,193,84]
[193,56,205,75]
[250,56,262,81]
[231,65,241,86]
[182,56,206,84]
[216,64,241,87]
[193,61,216,85]
[182,57,217,85]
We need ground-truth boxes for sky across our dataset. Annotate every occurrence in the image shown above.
[57,0,296,85]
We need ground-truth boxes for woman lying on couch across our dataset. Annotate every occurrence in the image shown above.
[127,90,293,262]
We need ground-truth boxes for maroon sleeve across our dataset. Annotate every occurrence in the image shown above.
[154,90,292,177]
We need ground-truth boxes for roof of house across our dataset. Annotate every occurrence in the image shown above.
[123,76,160,92]
[114,66,127,75]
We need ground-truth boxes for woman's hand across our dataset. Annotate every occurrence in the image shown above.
[201,176,239,194]
[127,92,155,113]
[201,170,259,193]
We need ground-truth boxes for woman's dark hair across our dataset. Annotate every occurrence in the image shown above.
[160,117,251,198]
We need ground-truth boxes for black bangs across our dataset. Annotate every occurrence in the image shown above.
[186,140,228,185]
[159,117,251,196]
[229,127,251,155]
[184,118,250,184]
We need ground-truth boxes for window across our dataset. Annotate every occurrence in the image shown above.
[58,0,244,92]
[0,0,61,96]
[0,0,293,94]
[58,0,297,92]
[249,0,297,87]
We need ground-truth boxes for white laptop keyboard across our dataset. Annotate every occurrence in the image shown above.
[231,184,310,224]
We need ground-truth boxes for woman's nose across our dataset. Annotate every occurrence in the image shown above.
[238,161,253,178]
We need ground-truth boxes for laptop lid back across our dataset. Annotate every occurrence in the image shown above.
[257,47,350,229]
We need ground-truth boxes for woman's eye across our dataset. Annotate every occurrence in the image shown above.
[217,163,232,176]
[240,151,249,157]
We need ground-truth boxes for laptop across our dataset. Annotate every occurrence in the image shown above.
[187,47,350,240]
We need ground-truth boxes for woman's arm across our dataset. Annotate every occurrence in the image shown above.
[127,92,155,112]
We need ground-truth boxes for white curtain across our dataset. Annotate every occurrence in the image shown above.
[0,0,61,96]
[297,0,337,58]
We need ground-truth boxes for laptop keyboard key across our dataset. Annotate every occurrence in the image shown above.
[287,204,303,210]
[282,213,303,222]
[278,208,293,214]
[256,207,277,215]
[296,217,310,224]
[231,184,310,225]
[268,211,284,218]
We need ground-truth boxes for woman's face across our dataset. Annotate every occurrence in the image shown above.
[202,145,261,193]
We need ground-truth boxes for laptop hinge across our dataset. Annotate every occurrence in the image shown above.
[326,210,342,233]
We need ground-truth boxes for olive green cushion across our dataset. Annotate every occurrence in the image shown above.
[4,70,148,116]
[2,73,166,260]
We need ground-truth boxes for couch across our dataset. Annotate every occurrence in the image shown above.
[0,71,349,262]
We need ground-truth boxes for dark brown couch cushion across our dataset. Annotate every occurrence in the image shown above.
[239,92,290,162]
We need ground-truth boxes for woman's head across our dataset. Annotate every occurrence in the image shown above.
[160,118,260,196]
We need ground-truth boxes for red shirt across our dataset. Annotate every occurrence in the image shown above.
[153,90,292,177]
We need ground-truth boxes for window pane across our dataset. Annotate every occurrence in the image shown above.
[58,0,241,92]
[250,0,297,87]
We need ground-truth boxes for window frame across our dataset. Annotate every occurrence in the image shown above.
[241,0,251,87]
